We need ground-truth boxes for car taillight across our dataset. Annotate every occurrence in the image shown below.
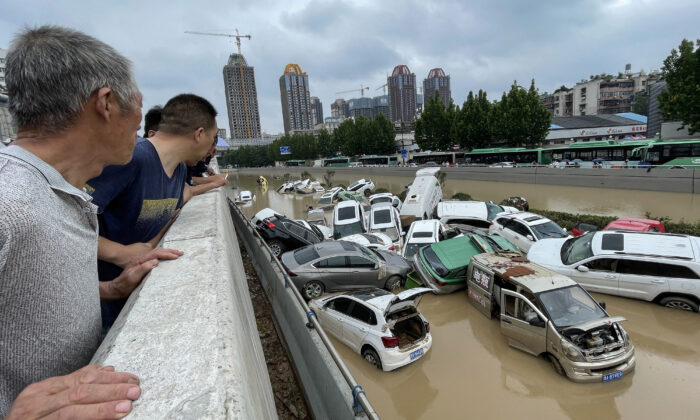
[434,278,445,286]
[388,245,395,251]
[425,322,430,333]
[284,267,297,277]
[489,221,494,225]
[265,221,276,228]
[381,336,399,348]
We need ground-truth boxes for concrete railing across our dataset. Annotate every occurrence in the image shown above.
[228,200,379,420]
[92,185,278,419]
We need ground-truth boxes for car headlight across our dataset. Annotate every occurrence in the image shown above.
[560,338,586,362]
[620,326,630,348]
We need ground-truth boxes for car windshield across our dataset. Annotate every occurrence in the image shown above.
[372,197,391,205]
[318,196,332,204]
[537,285,607,329]
[293,246,319,265]
[308,224,324,240]
[348,182,361,191]
[372,209,392,224]
[333,221,364,239]
[412,231,433,238]
[404,242,425,258]
[422,247,449,277]
[561,232,594,264]
[373,227,400,241]
[337,206,357,220]
[531,221,567,240]
[485,203,505,221]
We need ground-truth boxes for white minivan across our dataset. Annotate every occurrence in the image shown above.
[399,167,442,224]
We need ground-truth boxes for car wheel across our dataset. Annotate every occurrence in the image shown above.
[302,280,325,300]
[362,348,383,370]
[659,296,699,312]
[548,354,565,376]
[384,275,403,291]
[267,240,285,257]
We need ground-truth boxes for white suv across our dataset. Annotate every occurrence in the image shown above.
[402,220,443,259]
[347,178,375,196]
[527,231,700,312]
[490,212,568,253]
[310,288,432,371]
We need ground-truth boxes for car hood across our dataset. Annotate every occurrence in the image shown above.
[377,250,410,268]
[366,287,432,315]
[562,316,627,334]
[526,237,569,267]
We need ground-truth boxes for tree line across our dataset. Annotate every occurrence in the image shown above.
[220,114,396,167]
[415,79,552,151]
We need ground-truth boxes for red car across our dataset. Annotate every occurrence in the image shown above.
[603,217,666,233]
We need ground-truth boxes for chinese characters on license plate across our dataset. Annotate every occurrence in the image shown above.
[603,371,623,382]
[410,348,424,360]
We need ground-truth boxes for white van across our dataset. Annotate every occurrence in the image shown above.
[399,167,442,225]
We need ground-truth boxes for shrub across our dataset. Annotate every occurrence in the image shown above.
[451,192,473,201]
[374,187,390,194]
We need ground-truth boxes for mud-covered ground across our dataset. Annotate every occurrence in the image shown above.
[238,238,310,419]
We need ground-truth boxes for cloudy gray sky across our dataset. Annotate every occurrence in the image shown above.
[1,0,698,135]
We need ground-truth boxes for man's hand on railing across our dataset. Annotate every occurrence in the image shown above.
[5,365,141,420]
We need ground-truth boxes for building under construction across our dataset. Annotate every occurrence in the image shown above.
[223,53,262,140]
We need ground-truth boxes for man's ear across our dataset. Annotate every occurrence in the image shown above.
[94,87,115,121]
[194,127,205,143]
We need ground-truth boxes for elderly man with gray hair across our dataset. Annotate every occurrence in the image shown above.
[0,26,181,419]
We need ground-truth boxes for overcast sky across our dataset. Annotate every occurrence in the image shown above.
[1,0,698,135]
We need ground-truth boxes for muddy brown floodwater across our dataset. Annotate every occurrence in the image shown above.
[226,172,700,420]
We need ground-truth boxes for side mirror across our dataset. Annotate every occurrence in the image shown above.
[599,301,607,310]
[576,265,589,273]
[526,235,534,241]
[529,317,545,328]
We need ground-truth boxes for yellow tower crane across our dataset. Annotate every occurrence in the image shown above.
[376,84,387,95]
[185,29,253,138]
[335,85,370,97]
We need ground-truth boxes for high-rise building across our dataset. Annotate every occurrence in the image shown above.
[372,95,390,120]
[0,91,17,141]
[217,128,227,139]
[0,48,7,88]
[223,53,262,140]
[279,63,313,134]
[331,98,350,118]
[310,96,324,126]
[348,97,374,119]
[423,68,451,109]
[387,65,416,124]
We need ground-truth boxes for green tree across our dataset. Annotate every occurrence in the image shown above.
[415,91,452,150]
[659,39,700,134]
[373,113,397,155]
[498,80,551,147]
[317,128,334,158]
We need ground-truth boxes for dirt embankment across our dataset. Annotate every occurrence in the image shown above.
[238,238,310,419]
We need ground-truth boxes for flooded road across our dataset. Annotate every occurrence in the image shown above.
[226,173,700,420]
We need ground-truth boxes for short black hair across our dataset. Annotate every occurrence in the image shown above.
[143,105,162,137]
[158,94,217,136]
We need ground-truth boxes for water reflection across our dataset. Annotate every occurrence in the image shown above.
[226,172,700,420]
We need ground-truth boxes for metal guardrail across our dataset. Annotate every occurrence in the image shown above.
[228,198,379,420]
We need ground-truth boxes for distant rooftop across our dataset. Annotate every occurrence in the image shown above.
[550,113,646,130]
[226,53,248,67]
[391,65,412,76]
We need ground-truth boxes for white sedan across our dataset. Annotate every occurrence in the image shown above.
[310,288,432,371]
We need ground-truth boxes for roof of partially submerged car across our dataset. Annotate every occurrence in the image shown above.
[428,235,486,270]
[437,201,487,220]
[591,231,697,261]
[471,252,576,293]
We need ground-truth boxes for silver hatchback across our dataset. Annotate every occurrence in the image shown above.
[280,241,413,300]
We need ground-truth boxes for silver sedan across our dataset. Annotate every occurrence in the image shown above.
[280,241,413,300]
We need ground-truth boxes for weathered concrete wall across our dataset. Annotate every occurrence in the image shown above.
[92,187,278,419]
[236,166,699,194]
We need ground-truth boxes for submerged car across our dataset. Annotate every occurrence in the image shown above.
[317,187,345,208]
[310,287,433,371]
[466,252,636,383]
[342,233,396,251]
[603,217,666,233]
[435,201,518,230]
[369,193,402,211]
[347,178,375,196]
[255,215,323,256]
[490,211,569,253]
[280,241,412,300]
[413,231,519,294]
[527,231,700,312]
[333,200,369,239]
[369,204,403,250]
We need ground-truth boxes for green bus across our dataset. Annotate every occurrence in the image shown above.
[358,155,399,166]
[463,147,543,166]
[631,139,700,168]
[285,159,306,167]
[323,157,352,167]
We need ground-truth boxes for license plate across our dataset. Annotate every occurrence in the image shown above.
[410,348,424,360]
[603,371,623,382]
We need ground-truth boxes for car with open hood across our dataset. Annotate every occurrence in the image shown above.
[466,252,636,383]
[280,241,413,300]
[309,287,433,371]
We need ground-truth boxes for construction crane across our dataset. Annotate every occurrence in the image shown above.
[185,29,254,138]
[376,84,387,95]
[335,84,369,97]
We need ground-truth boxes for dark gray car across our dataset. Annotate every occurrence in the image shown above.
[281,241,413,300]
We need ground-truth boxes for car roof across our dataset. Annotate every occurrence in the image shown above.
[605,218,662,231]
[437,201,487,219]
[592,231,697,261]
[428,235,486,270]
[409,219,440,233]
[499,211,550,226]
[472,253,576,293]
[313,240,361,256]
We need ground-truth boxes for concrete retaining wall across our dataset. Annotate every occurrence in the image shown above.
[92,187,278,419]
[229,201,372,420]
[236,166,699,194]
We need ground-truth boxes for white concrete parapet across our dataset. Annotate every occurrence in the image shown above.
[91,186,277,419]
